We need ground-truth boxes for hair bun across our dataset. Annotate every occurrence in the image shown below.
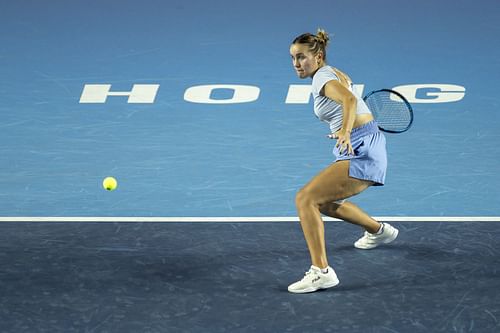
[316,28,330,46]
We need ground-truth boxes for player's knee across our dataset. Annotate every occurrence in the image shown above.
[295,187,315,209]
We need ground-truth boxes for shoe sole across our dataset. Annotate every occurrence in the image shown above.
[354,228,399,250]
[288,279,340,294]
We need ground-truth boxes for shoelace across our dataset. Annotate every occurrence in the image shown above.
[364,231,379,239]
[358,231,377,244]
[300,269,315,281]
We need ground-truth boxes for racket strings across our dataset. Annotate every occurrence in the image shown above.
[365,91,412,132]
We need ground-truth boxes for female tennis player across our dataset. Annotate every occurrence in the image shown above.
[288,29,399,293]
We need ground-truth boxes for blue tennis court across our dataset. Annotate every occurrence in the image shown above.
[1,0,499,332]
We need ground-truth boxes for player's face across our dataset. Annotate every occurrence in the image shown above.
[290,43,321,79]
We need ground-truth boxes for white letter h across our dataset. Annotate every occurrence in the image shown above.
[79,84,160,103]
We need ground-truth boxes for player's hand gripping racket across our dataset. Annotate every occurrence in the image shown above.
[363,89,413,133]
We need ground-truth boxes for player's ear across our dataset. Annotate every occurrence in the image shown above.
[316,52,323,64]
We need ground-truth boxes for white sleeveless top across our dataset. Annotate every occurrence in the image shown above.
[311,65,371,133]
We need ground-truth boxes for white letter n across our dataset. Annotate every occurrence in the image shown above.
[79,84,160,103]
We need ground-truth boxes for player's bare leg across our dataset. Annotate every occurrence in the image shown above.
[319,201,381,234]
[295,160,372,268]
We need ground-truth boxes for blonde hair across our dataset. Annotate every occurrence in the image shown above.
[292,28,330,60]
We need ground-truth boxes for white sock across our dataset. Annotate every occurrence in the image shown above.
[375,223,384,235]
[312,265,330,274]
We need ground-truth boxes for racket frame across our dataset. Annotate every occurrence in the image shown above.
[363,88,414,133]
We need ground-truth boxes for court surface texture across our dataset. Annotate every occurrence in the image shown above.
[1,0,499,332]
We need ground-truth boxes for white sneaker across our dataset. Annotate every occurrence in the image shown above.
[354,223,399,249]
[288,265,339,294]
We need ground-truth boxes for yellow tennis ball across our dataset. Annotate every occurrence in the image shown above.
[103,177,117,191]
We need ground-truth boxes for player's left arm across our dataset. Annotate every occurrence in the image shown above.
[322,80,357,154]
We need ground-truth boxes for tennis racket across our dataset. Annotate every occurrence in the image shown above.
[363,89,413,133]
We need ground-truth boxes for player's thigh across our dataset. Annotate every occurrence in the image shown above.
[298,160,373,205]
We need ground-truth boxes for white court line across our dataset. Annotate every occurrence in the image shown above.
[0,216,500,222]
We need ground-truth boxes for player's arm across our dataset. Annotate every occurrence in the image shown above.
[322,80,357,139]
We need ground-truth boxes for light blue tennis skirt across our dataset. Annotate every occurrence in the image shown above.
[333,121,387,186]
